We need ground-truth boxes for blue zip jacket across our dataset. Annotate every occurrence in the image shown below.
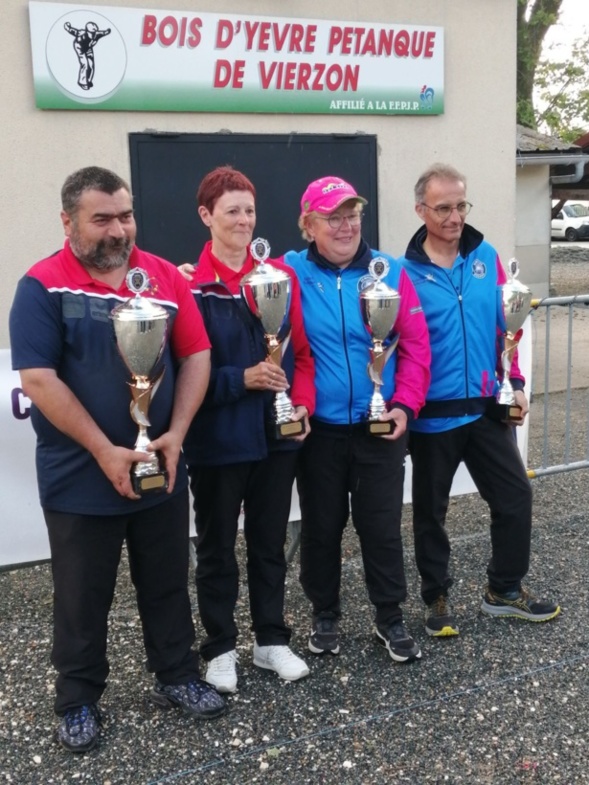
[284,241,430,425]
[401,223,525,434]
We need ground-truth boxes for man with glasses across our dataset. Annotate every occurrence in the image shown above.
[284,176,431,664]
[400,163,560,638]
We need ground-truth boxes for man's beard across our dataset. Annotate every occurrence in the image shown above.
[70,234,133,272]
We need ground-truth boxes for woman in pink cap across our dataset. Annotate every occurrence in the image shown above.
[284,175,431,664]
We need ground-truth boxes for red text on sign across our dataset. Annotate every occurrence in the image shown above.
[141,15,202,48]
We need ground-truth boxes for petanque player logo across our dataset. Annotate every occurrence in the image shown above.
[64,20,111,90]
[45,11,127,103]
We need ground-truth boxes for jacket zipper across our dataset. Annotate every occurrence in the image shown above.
[337,274,355,423]
[439,264,470,403]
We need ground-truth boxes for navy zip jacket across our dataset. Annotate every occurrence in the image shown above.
[401,223,525,434]
[183,242,315,466]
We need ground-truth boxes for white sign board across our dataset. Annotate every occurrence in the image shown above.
[29,2,444,115]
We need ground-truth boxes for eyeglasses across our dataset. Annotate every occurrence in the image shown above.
[420,201,472,219]
[315,213,363,230]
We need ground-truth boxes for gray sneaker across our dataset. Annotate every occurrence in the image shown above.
[308,616,340,655]
[425,596,460,637]
[55,704,102,753]
[150,678,227,719]
[375,620,422,663]
[481,586,560,622]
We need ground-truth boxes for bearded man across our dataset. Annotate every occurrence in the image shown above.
[9,166,226,753]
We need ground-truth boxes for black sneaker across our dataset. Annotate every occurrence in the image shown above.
[375,620,422,663]
[150,678,227,720]
[55,704,102,753]
[425,596,460,637]
[308,616,340,655]
[481,586,561,622]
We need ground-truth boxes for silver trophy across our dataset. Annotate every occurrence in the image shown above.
[492,258,533,421]
[110,268,169,494]
[240,237,304,439]
[360,257,401,435]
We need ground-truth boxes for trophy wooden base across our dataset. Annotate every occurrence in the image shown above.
[132,470,169,495]
[487,402,522,423]
[367,420,395,436]
[271,419,306,440]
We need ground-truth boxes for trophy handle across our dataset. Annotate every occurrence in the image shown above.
[492,328,524,419]
[129,380,152,428]
[368,336,399,386]
[366,335,399,434]
[266,330,292,367]
[500,337,518,380]
[264,330,303,438]
[127,366,168,494]
[128,366,165,428]
[267,336,283,369]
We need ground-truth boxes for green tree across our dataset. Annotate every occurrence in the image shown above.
[517,0,589,141]
[516,0,562,129]
[535,34,589,142]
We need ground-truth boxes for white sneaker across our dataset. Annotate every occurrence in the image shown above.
[205,650,238,693]
[253,644,310,681]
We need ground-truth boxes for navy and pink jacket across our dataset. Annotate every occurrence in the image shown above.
[284,240,431,425]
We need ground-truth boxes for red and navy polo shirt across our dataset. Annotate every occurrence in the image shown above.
[10,241,210,515]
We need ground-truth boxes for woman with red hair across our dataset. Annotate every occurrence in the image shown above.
[180,166,314,693]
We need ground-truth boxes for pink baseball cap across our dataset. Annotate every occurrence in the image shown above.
[300,176,367,215]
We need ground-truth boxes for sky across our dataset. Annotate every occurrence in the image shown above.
[541,0,589,53]
[534,0,589,134]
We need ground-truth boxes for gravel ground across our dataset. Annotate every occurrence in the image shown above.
[549,243,589,296]
[1,247,589,785]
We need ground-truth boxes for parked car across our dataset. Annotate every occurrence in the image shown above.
[551,202,589,242]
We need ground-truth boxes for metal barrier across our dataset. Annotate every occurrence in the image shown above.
[528,294,589,478]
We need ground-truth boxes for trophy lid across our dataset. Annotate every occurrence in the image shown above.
[110,268,169,322]
[360,257,401,302]
[241,238,290,288]
[251,237,271,265]
[111,296,169,322]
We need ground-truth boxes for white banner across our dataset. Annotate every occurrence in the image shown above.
[29,2,444,115]
[0,349,49,567]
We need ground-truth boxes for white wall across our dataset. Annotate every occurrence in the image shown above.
[1,0,517,347]
[515,164,551,298]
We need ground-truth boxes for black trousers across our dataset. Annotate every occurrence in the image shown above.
[409,416,532,605]
[298,426,409,627]
[189,450,298,661]
[44,491,199,715]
